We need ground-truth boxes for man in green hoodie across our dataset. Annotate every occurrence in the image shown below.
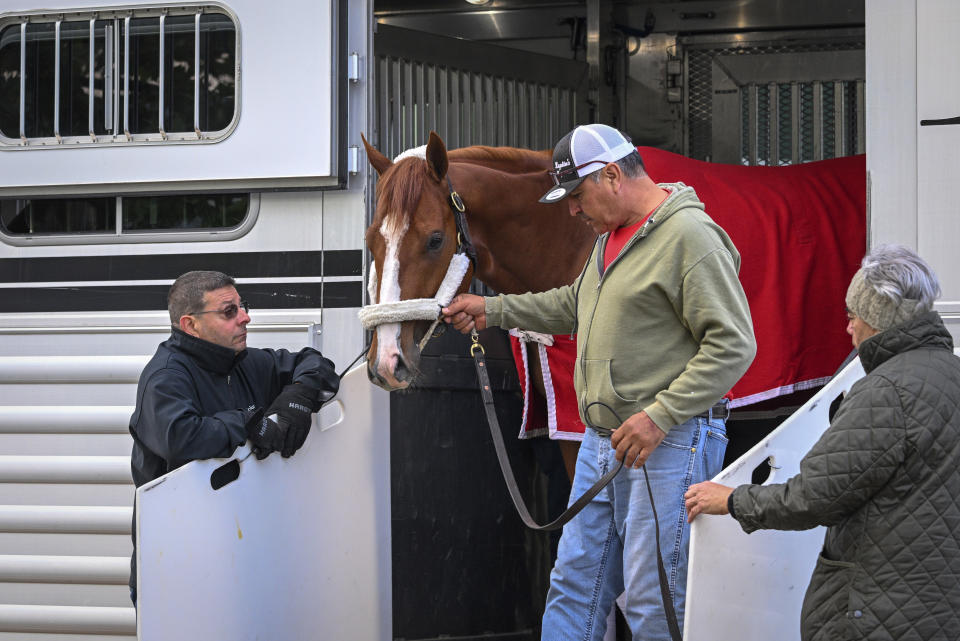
[442,123,756,640]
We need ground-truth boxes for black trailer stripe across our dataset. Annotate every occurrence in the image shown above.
[920,116,960,126]
[0,250,362,283]
[0,282,362,313]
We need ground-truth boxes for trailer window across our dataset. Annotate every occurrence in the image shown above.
[0,6,237,147]
[122,194,247,231]
[0,197,114,234]
[0,193,251,241]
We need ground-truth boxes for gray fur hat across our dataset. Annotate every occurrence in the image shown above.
[845,268,923,331]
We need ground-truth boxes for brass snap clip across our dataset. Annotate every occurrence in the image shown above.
[470,329,485,357]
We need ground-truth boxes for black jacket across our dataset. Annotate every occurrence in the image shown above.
[130,328,339,487]
[731,311,960,641]
[128,328,339,596]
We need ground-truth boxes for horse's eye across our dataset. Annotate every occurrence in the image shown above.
[426,231,444,252]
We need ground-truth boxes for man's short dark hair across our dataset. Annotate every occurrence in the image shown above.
[590,150,647,183]
[168,270,235,324]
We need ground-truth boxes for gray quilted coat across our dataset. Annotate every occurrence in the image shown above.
[730,311,960,641]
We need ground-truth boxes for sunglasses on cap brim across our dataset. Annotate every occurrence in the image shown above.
[547,160,608,186]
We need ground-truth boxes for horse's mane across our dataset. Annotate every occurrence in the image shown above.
[373,145,552,230]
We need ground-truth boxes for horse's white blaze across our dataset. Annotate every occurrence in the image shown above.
[375,214,409,379]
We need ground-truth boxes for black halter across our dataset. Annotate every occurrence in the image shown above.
[446,176,477,265]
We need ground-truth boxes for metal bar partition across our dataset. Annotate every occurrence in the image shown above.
[373,24,587,155]
[194,11,201,136]
[88,18,95,139]
[54,20,61,142]
[158,12,166,139]
[123,15,130,139]
[19,22,25,143]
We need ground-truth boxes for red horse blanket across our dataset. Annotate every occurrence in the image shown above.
[511,149,866,440]
[509,331,585,439]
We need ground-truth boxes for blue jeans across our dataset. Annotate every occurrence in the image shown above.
[540,415,728,641]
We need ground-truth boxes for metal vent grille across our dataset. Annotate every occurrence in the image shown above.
[756,84,770,164]
[799,83,815,163]
[375,59,579,161]
[843,80,859,159]
[372,26,588,296]
[822,81,837,159]
[777,84,793,165]
[686,40,864,164]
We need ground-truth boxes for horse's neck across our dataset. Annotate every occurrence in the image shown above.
[450,163,596,295]
[448,146,551,174]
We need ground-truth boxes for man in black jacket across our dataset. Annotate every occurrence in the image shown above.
[128,270,340,604]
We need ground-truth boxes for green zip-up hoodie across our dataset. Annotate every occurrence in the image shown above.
[486,183,756,433]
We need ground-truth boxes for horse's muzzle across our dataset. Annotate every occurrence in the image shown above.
[367,353,413,391]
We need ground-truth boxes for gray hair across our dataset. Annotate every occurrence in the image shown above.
[590,150,647,183]
[168,270,236,324]
[859,244,941,314]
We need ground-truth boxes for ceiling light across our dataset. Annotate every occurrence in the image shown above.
[466,0,491,5]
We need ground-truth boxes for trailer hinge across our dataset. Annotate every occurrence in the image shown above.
[348,145,359,174]
[348,52,361,83]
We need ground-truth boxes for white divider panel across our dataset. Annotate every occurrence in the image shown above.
[136,365,390,641]
[684,356,866,641]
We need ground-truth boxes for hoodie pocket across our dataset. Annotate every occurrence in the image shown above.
[582,359,636,430]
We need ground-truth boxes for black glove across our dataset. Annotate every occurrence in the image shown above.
[266,384,320,458]
[244,408,285,460]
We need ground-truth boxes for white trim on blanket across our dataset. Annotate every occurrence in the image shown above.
[536,339,560,439]
[515,338,534,437]
[727,376,832,408]
[510,329,584,442]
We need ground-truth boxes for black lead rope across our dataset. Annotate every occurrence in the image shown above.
[469,334,621,531]
[338,345,371,380]
[469,332,682,641]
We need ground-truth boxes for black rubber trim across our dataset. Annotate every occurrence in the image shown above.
[0,281,362,313]
[0,250,361,283]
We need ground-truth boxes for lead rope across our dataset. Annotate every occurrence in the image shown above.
[338,345,371,380]
[469,330,682,641]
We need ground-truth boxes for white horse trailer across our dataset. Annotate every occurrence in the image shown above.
[0,0,375,638]
[0,0,957,639]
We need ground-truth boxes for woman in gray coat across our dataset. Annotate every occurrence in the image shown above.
[684,245,960,641]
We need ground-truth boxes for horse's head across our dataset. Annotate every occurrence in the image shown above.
[361,132,473,390]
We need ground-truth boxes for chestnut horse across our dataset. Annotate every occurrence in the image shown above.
[360,131,868,483]
[362,131,593,478]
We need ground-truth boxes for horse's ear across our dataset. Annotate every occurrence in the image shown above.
[425,131,448,182]
[361,133,392,176]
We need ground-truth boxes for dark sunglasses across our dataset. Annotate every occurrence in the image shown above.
[192,300,250,320]
[547,160,607,186]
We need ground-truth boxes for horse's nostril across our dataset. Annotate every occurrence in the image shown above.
[395,360,410,382]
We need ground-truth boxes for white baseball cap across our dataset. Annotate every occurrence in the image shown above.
[539,124,637,203]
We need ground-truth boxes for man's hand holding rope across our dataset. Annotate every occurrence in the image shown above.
[442,294,487,334]
[611,411,666,469]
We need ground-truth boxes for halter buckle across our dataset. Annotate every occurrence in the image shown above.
[450,190,466,213]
